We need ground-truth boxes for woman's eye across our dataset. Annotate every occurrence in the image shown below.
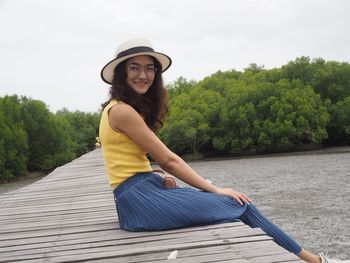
[146,66,155,72]
[129,65,139,71]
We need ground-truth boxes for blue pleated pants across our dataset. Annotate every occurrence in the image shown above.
[113,173,302,255]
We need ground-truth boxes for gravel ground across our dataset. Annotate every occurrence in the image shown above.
[0,172,46,195]
[1,147,349,259]
[188,149,350,260]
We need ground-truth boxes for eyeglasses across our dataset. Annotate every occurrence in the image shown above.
[127,64,158,76]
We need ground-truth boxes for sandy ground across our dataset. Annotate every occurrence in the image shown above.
[1,147,349,259]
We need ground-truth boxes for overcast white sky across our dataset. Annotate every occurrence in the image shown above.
[1,0,349,112]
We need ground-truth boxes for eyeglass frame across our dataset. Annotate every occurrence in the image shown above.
[126,62,158,77]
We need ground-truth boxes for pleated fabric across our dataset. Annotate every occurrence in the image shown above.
[113,172,246,231]
[113,172,302,255]
[240,203,302,255]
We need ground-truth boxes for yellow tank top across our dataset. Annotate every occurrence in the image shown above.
[99,100,152,189]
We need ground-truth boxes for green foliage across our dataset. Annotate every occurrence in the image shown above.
[281,57,350,142]
[159,85,221,157]
[329,96,350,137]
[0,95,100,182]
[55,109,101,156]
[163,56,347,156]
[166,77,197,99]
[282,57,350,103]
[20,98,76,171]
[0,96,28,182]
[253,81,329,151]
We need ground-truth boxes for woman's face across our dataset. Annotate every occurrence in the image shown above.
[126,55,156,95]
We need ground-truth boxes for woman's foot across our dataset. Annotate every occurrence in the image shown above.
[320,253,350,263]
[299,249,348,263]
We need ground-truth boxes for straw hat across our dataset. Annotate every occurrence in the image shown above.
[100,38,172,84]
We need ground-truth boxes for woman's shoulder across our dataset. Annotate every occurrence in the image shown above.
[109,101,140,121]
[105,99,129,111]
[108,101,144,133]
[110,100,134,112]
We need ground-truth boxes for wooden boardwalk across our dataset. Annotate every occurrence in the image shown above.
[0,149,303,262]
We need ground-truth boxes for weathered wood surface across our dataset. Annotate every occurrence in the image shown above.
[0,149,303,262]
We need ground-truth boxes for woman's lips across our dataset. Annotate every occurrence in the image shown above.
[135,81,148,87]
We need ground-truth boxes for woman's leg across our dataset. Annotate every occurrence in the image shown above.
[239,203,321,262]
[239,203,302,255]
[299,250,321,263]
[114,173,248,231]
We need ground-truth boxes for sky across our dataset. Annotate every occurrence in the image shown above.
[1,0,349,113]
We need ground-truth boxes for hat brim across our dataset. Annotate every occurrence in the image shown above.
[101,51,172,84]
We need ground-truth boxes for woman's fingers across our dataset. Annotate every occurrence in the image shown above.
[232,194,244,205]
[217,188,252,206]
[240,192,252,203]
[232,191,250,205]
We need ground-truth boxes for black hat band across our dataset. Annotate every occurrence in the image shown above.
[117,46,155,59]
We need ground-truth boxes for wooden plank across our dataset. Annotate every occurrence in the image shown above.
[1,235,273,262]
[1,225,262,255]
[0,222,246,247]
[0,149,303,263]
[136,241,299,263]
[2,229,266,260]
[82,240,285,263]
[0,206,113,222]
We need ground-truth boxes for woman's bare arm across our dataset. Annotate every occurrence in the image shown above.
[108,103,251,205]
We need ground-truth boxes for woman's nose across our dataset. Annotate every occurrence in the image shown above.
[138,68,147,78]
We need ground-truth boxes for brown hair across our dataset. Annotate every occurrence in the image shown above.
[102,57,168,131]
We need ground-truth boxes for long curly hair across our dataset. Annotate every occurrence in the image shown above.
[102,56,168,131]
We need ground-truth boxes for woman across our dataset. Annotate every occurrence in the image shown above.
[99,38,344,263]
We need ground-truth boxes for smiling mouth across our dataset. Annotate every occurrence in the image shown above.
[135,81,148,86]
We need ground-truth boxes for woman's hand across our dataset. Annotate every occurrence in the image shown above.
[215,188,252,206]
